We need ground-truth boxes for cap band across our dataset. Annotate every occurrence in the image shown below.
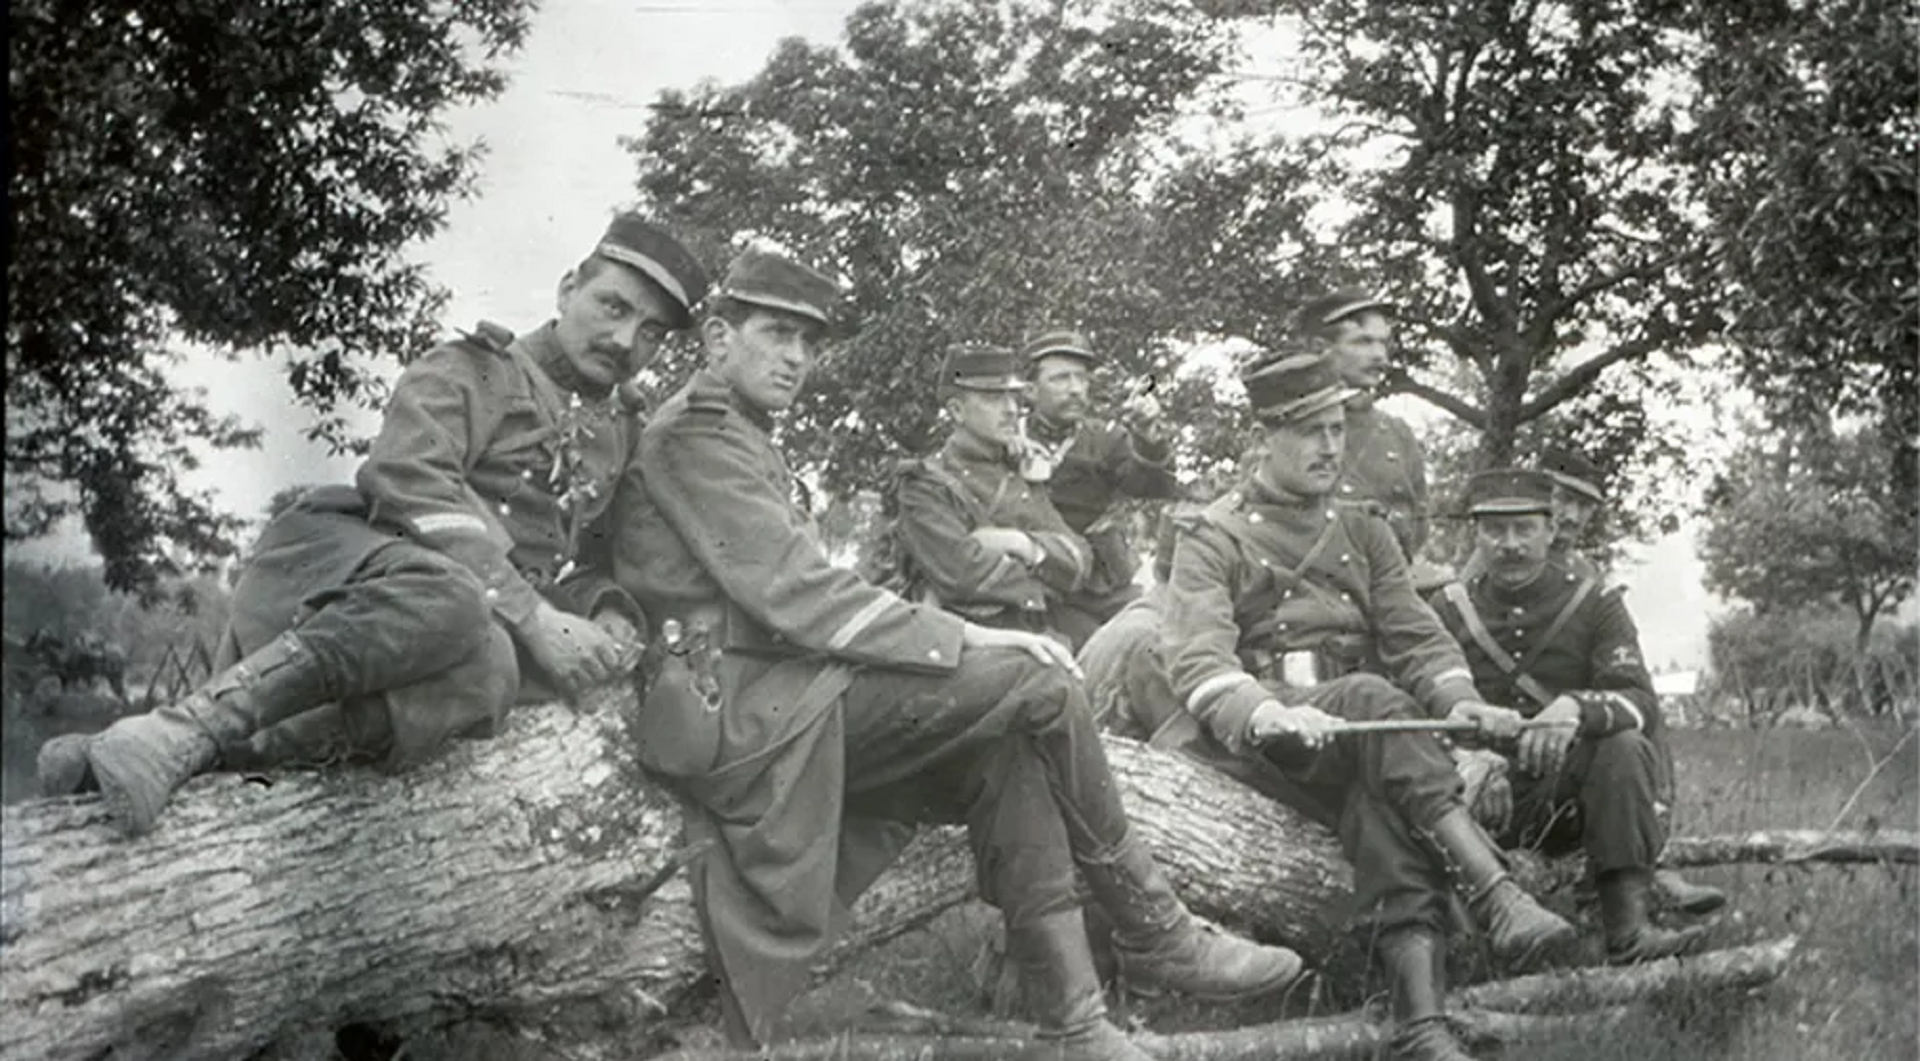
[717,286,831,324]
[597,241,692,310]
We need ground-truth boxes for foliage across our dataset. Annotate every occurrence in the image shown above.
[626,0,1287,496]
[2,561,231,688]
[1700,426,1918,651]
[1251,0,1720,468]
[1704,606,1917,720]
[1683,0,1919,491]
[7,0,535,601]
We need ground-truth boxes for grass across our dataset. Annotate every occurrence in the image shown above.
[757,722,1919,1060]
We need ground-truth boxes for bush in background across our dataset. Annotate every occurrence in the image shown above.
[1705,605,1918,724]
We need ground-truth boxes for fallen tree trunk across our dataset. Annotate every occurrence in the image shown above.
[656,936,1802,1061]
[0,674,1865,1061]
[1661,830,1917,866]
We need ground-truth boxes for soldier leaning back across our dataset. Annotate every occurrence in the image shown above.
[38,215,709,837]
[609,250,1303,1059]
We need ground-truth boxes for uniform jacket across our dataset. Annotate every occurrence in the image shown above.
[1426,561,1660,741]
[1160,475,1478,756]
[1335,402,1428,559]
[1026,412,1181,596]
[890,431,1091,628]
[234,322,636,652]
[611,367,967,785]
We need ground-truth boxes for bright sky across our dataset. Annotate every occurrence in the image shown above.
[17,0,1724,667]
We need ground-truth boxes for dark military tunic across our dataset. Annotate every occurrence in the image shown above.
[1026,411,1181,638]
[1123,475,1484,933]
[891,431,1091,632]
[1335,402,1428,559]
[223,322,638,763]
[1426,562,1667,872]
[614,369,1133,1046]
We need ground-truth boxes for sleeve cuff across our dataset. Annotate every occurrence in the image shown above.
[1427,676,1480,718]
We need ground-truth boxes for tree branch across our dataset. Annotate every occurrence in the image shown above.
[1514,335,1664,422]
[1387,376,1486,427]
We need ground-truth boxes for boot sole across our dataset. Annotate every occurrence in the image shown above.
[1119,962,1314,1004]
[1606,926,1712,965]
[1666,892,1728,916]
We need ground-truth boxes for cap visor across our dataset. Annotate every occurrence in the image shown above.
[1257,385,1362,424]
[1548,472,1605,503]
[1471,501,1553,516]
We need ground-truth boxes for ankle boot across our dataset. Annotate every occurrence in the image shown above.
[89,633,332,837]
[1377,929,1474,1061]
[1599,869,1710,964]
[36,733,99,796]
[1078,831,1308,1001]
[1653,868,1726,915]
[1009,909,1151,1061]
[1419,806,1577,970]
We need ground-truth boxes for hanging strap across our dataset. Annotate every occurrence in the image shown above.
[1441,582,1557,709]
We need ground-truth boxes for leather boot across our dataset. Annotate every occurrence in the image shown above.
[1377,928,1474,1061]
[222,699,394,772]
[1653,868,1727,915]
[1419,806,1577,970]
[1009,909,1151,1061]
[36,733,98,796]
[1599,869,1710,964]
[1078,831,1308,1001]
[88,633,332,837]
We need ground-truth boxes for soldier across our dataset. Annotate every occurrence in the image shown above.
[37,214,710,837]
[885,343,1093,636]
[1144,354,1577,1061]
[1018,329,1183,647]
[1426,469,1714,964]
[1292,289,1433,566]
[611,251,1304,1059]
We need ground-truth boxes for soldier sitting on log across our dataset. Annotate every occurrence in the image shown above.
[1426,469,1717,965]
[879,342,1095,641]
[1085,353,1582,1061]
[610,250,1305,1060]
[38,214,710,838]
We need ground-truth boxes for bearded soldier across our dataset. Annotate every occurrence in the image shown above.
[1427,469,1715,965]
[39,215,709,837]
[611,251,1304,1059]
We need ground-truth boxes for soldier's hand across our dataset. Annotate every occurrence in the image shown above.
[591,609,645,674]
[1518,695,1582,778]
[1447,700,1525,742]
[1122,391,1165,435]
[1248,700,1341,751]
[961,622,1083,680]
[970,527,1041,564]
[1473,771,1514,835]
[523,601,628,699]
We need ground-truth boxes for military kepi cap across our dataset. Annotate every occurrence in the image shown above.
[1294,287,1394,335]
[1464,468,1555,516]
[593,214,710,329]
[714,250,838,325]
[941,343,1025,397]
[1538,445,1606,503]
[1241,354,1360,424]
[1021,328,1098,366]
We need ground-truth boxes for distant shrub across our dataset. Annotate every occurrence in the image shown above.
[1705,606,1918,723]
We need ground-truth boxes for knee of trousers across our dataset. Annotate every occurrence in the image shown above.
[1320,673,1421,723]
[383,621,520,767]
[1004,658,1088,735]
[1584,730,1659,787]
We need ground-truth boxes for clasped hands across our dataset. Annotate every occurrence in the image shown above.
[520,600,645,702]
[1449,695,1582,778]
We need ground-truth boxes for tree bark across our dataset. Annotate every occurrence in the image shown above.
[0,679,1850,1061]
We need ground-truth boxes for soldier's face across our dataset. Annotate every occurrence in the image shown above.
[706,307,824,412]
[554,262,679,388]
[1027,355,1092,425]
[1476,512,1553,586]
[1324,313,1393,390]
[1259,404,1345,497]
[948,388,1023,449]
[1550,484,1599,544]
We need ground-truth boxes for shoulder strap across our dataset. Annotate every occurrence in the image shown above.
[1517,577,1598,674]
[1441,582,1555,708]
[920,453,991,526]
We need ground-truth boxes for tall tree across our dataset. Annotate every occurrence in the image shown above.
[1699,425,1917,652]
[1247,0,1719,468]
[1684,0,1918,490]
[625,0,1286,495]
[7,0,535,600]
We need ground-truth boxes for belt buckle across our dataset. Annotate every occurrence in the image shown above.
[1280,651,1320,688]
